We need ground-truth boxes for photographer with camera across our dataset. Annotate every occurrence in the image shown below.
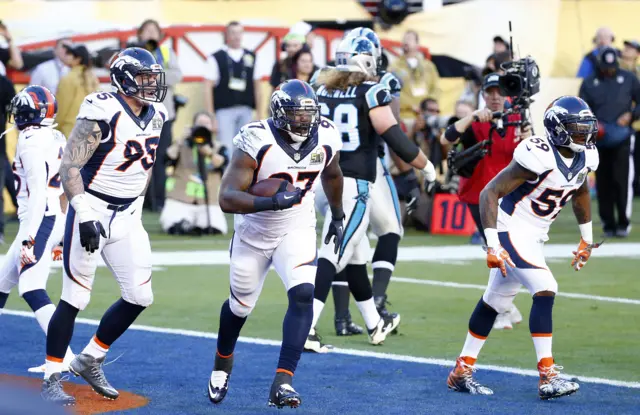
[134,19,183,212]
[441,72,531,330]
[160,111,229,236]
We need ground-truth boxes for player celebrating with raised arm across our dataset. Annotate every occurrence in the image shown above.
[305,36,435,352]
[0,86,75,371]
[447,96,600,399]
[41,48,168,406]
[207,79,344,409]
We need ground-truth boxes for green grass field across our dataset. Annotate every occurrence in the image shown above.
[2,199,639,384]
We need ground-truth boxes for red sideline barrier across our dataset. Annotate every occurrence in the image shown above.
[430,194,476,236]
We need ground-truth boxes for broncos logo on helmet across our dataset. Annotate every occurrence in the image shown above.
[110,47,167,103]
[10,85,57,129]
[543,96,598,153]
[270,79,320,143]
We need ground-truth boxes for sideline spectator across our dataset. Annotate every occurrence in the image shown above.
[135,19,183,212]
[55,44,99,138]
[620,39,640,75]
[290,49,317,83]
[29,38,72,94]
[579,47,640,237]
[0,22,23,75]
[160,111,229,235]
[0,73,16,244]
[492,35,510,54]
[204,21,261,151]
[577,26,615,78]
[269,33,306,91]
[389,30,441,131]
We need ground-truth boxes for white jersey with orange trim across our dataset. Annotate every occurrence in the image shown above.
[76,91,168,200]
[232,117,343,250]
[497,135,599,237]
[13,126,67,232]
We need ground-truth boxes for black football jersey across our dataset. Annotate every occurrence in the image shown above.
[315,81,392,182]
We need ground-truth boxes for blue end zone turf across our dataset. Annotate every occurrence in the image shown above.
[1,314,639,414]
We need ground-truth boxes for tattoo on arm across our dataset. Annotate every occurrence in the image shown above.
[480,160,538,230]
[572,180,591,224]
[321,153,344,217]
[59,119,102,200]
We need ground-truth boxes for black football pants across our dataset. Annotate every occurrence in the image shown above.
[596,137,633,233]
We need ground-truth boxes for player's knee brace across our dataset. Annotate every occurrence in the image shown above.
[123,284,154,308]
[287,283,314,311]
[482,289,516,314]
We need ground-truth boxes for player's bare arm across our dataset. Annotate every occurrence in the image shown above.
[479,160,538,230]
[59,119,102,200]
[571,180,591,225]
[320,153,344,219]
[218,149,261,214]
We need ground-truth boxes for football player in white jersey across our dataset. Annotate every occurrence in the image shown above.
[0,86,75,371]
[447,96,600,399]
[41,48,168,406]
[207,80,344,409]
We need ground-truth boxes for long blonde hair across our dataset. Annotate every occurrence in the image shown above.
[316,68,377,92]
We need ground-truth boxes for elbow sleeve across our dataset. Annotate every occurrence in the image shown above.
[381,124,420,164]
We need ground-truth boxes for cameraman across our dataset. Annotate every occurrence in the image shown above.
[441,73,531,238]
[160,111,229,235]
[134,19,183,212]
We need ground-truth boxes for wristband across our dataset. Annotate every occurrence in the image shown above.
[253,196,276,212]
[330,206,345,220]
[579,221,593,244]
[484,228,500,249]
[69,194,93,223]
[444,125,462,142]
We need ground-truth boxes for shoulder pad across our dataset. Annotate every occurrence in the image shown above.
[380,71,402,95]
[233,120,272,160]
[319,117,343,152]
[359,82,392,110]
[513,136,555,175]
[585,145,599,171]
[76,92,117,122]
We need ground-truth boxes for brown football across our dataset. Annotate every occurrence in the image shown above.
[248,178,295,197]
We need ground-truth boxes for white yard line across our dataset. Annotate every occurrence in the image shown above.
[3,309,639,390]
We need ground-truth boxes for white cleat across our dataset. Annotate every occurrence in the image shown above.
[493,311,513,330]
[509,305,523,325]
[538,363,579,400]
[368,314,400,345]
[303,328,333,353]
[28,353,75,374]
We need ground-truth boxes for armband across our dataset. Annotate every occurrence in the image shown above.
[380,124,419,164]
[444,125,463,142]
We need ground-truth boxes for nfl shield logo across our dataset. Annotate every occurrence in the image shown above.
[294,153,301,162]
[568,172,573,180]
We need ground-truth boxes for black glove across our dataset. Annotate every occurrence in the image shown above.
[325,214,345,254]
[272,181,303,211]
[78,220,107,253]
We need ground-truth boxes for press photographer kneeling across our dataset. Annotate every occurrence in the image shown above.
[160,111,229,235]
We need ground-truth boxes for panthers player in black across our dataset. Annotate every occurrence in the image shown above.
[326,28,422,337]
[305,35,436,351]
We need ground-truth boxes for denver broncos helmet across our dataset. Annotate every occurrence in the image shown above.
[10,85,57,129]
[543,96,598,153]
[270,79,320,143]
[110,47,167,103]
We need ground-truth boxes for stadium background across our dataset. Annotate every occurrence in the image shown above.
[1,0,639,414]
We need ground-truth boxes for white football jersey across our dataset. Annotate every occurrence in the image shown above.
[232,117,343,250]
[497,135,599,236]
[13,126,67,235]
[76,92,168,200]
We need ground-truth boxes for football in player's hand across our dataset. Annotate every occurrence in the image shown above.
[249,178,295,197]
